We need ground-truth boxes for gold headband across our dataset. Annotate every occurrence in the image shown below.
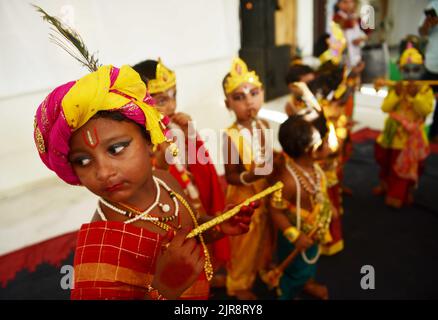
[319,22,346,65]
[224,57,262,95]
[147,58,176,94]
[399,47,423,66]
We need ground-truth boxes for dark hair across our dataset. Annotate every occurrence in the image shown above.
[132,60,158,85]
[91,110,151,143]
[222,72,231,95]
[312,112,329,138]
[398,35,425,57]
[279,116,315,158]
[285,64,314,85]
[310,61,344,96]
[313,33,330,58]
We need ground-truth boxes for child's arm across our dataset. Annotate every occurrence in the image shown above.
[411,85,435,118]
[197,202,256,244]
[223,135,263,186]
[149,227,205,300]
[381,86,402,113]
[269,174,313,252]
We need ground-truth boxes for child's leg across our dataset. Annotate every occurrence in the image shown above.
[277,236,319,300]
[373,143,391,194]
[385,173,412,208]
[303,278,329,300]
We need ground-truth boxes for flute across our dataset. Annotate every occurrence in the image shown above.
[374,78,438,91]
[186,182,284,239]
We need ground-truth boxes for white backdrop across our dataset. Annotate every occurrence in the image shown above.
[0,0,239,98]
[0,0,240,193]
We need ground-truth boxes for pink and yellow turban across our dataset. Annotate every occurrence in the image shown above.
[34,65,170,185]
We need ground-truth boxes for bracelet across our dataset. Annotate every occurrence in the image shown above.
[270,190,288,210]
[239,171,252,186]
[283,226,300,244]
[146,284,167,300]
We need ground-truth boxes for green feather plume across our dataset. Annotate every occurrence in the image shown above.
[33,4,100,72]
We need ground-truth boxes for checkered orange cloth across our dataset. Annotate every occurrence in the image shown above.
[71,221,209,300]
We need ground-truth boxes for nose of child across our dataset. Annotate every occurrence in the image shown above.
[95,160,116,182]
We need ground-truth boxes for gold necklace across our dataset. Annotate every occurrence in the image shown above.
[173,192,214,282]
[288,160,319,195]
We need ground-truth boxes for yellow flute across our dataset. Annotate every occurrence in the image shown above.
[186,181,284,239]
[374,78,438,91]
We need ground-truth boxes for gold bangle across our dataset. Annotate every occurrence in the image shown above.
[283,226,300,244]
[239,171,252,186]
[146,284,167,300]
[270,189,288,210]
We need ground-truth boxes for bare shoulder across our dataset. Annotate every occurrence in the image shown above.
[279,169,297,202]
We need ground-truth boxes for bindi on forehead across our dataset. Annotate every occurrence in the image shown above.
[82,127,100,148]
[242,86,251,95]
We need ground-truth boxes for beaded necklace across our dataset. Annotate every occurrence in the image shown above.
[98,176,178,224]
[285,159,324,264]
[287,160,322,200]
[96,175,213,281]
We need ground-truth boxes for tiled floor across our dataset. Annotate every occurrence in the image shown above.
[0,89,390,255]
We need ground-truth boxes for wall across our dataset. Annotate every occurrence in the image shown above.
[276,0,297,48]
[0,0,240,194]
[296,0,314,56]
[386,0,429,47]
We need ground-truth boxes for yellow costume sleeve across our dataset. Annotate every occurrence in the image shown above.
[411,86,435,118]
[381,89,401,113]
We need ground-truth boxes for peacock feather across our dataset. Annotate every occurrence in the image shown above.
[33,4,100,72]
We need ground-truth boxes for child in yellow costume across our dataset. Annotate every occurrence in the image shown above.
[312,23,350,255]
[374,45,434,208]
[222,58,275,300]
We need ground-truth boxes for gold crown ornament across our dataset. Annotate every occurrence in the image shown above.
[319,22,347,65]
[147,58,177,94]
[224,57,262,95]
[399,45,423,66]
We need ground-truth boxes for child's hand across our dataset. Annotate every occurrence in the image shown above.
[290,84,304,98]
[171,112,192,137]
[407,82,419,97]
[353,61,365,74]
[219,201,259,236]
[285,102,294,117]
[352,38,363,46]
[395,82,404,96]
[151,227,205,299]
[294,233,314,252]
